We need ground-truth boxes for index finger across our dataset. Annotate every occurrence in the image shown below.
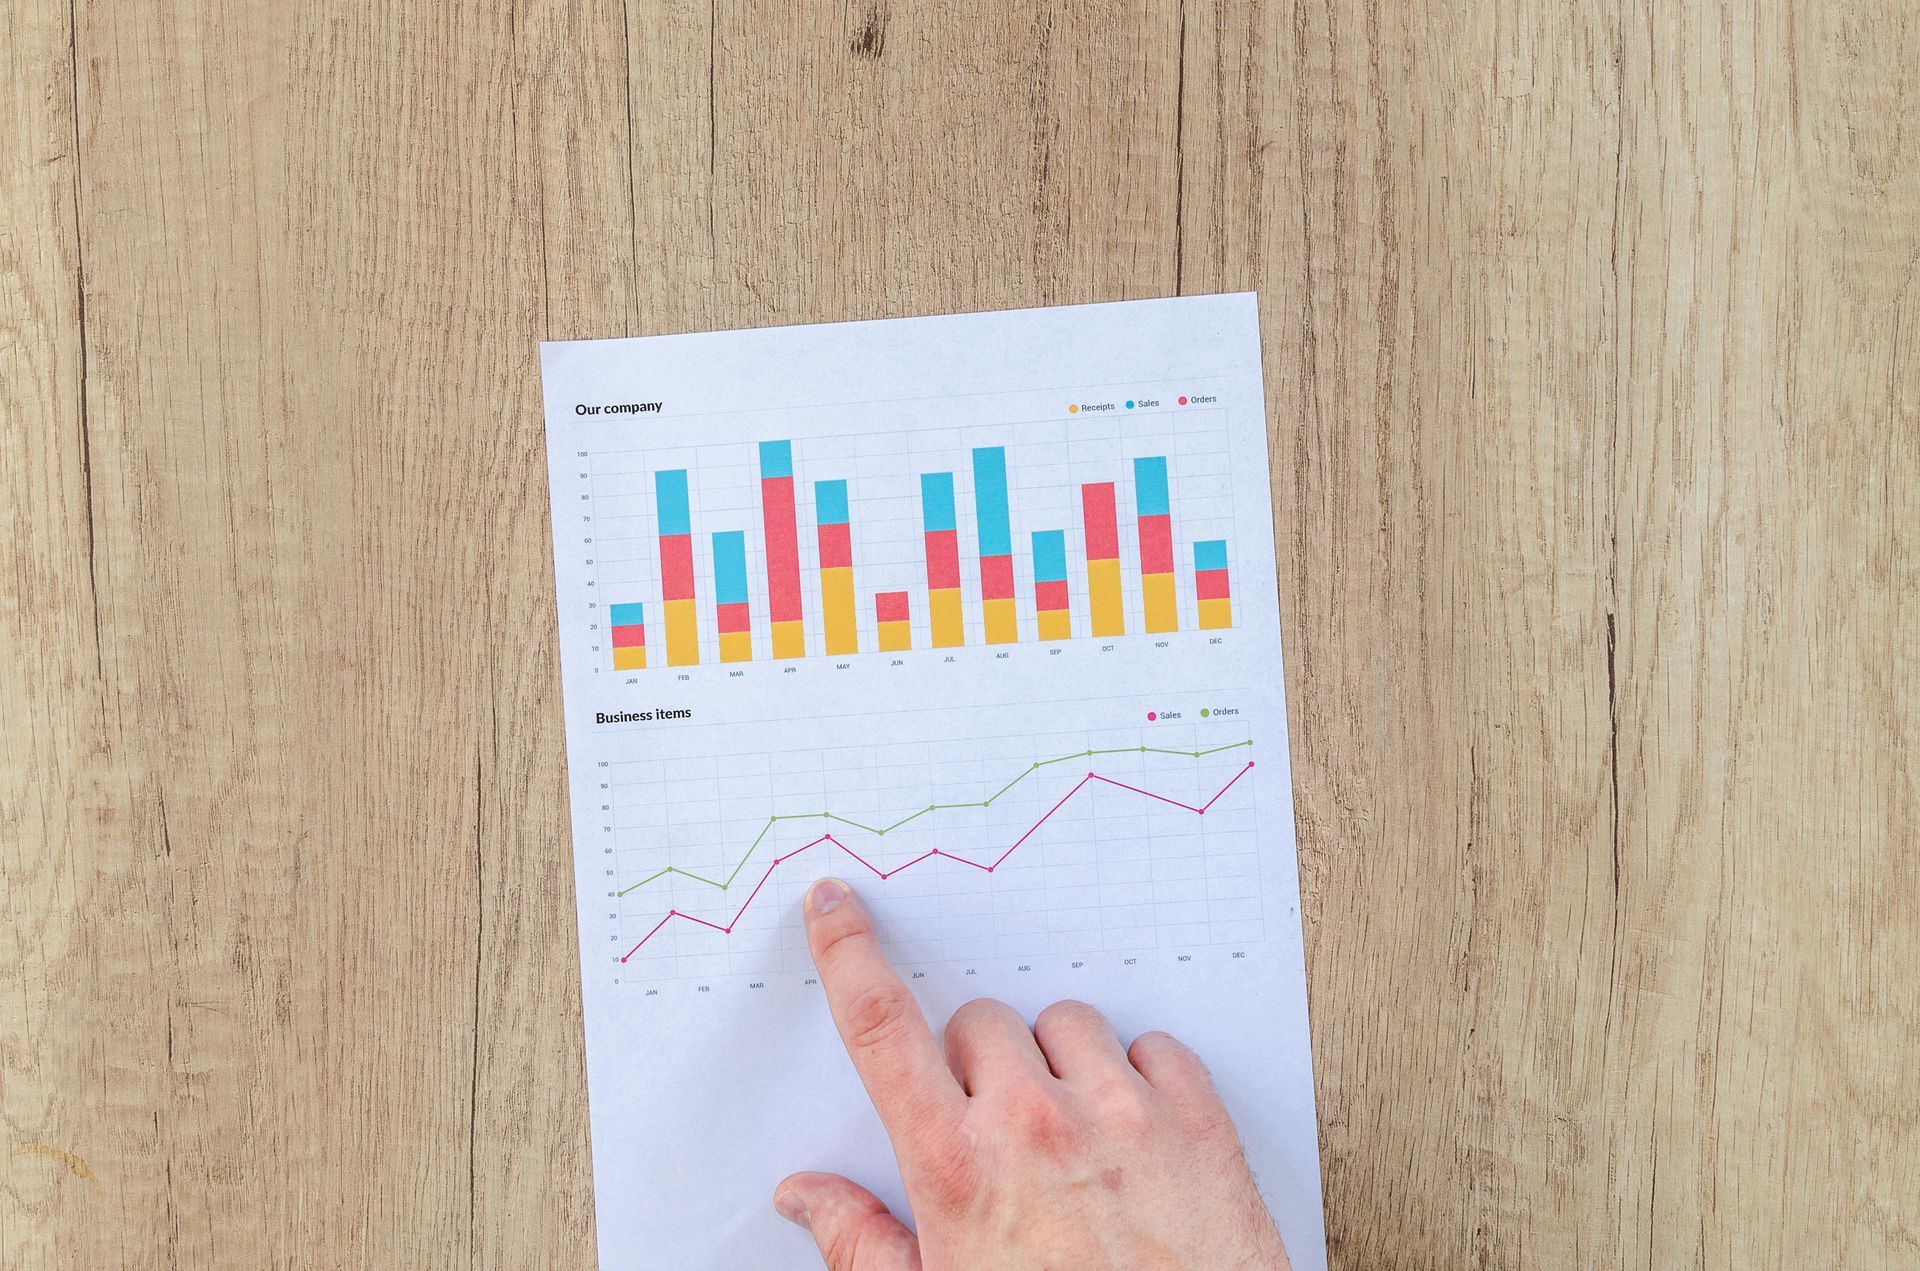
[804,878,964,1138]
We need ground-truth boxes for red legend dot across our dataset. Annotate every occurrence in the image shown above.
[1178,395,1188,405]
[1147,711,1157,721]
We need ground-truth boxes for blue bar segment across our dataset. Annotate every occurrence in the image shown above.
[712,530,749,604]
[920,472,957,533]
[758,440,793,480]
[609,602,645,626]
[655,469,692,536]
[814,478,850,526]
[1193,539,1229,573]
[1132,456,1170,518]
[1031,530,1068,583]
[970,446,1013,557]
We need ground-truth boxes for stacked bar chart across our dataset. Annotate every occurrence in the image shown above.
[1032,531,1070,641]
[876,592,911,651]
[1195,540,1232,629]
[610,603,646,670]
[973,447,1017,643]
[593,431,1235,669]
[1135,456,1177,633]
[656,470,699,666]
[1082,482,1125,637]
[759,442,805,659]
[921,472,965,648]
[815,479,857,655]
[713,530,752,662]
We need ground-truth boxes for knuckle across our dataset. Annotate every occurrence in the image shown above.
[1036,998,1103,1032]
[1130,1027,1180,1054]
[1094,1081,1158,1136]
[947,996,1006,1034]
[1005,1084,1080,1156]
[1129,1029,1195,1070]
[819,1223,859,1271]
[841,982,915,1053]
[811,911,871,966]
[819,1214,881,1271]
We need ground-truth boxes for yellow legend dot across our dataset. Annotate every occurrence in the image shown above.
[1068,403,1079,414]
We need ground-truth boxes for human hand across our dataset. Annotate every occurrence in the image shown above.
[773,877,1291,1270]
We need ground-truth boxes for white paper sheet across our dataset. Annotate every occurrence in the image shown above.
[539,294,1326,1269]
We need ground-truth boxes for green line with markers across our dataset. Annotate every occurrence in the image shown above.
[615,740,1254,897]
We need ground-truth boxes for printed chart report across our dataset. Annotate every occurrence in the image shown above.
[540,295,1326,1269]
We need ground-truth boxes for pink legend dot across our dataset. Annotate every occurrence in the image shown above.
[1178,395,1188,404]
[1147,711,1157,721]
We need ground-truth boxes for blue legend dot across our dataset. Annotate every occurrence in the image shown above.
[1125,400,1136,409]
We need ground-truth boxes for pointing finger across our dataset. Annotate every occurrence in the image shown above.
[805,879,965,1141]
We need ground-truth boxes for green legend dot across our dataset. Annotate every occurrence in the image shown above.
[1201,708,1210,718]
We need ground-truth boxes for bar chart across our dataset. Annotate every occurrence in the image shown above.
[583,405,1237,672]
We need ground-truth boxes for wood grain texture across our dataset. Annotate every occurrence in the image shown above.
[4,0,1914,1266]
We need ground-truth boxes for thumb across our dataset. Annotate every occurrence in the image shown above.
[774,1171,921,1271]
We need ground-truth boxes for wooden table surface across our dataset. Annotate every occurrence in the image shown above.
[6,1,1916,1267]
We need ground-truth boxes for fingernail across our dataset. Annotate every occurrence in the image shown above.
[808,878,846,916]
[773,1186,810,1228]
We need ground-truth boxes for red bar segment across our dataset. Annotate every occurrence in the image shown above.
[980,554,1015,600]
[611,625,647,648]
[924,528,961,590]
[817,520,852,569]
[1137,512,1174,574]
[1034,579,1069,610]
[876,591,910,623]
[716,601,751,634]
[761,476,803,623]
[1081,483,1119,559]
[1195,568,1231,601]
[660,534,695,601]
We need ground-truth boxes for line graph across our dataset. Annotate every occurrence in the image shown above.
[620,758,1255,960]
[605,717,1269,978]
[615,739,1253,896]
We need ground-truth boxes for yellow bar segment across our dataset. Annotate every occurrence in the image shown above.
[878,619,911,652]
[1142,572,1178,633]
[612,646,646,670]
[982,597,1018,644]
[1198,597,1233,630]
[719,630,753,663]
[1036,608,1070,642]
[770,620,805,660]
[1087,558,1125,636]
[664,598,700,666]
[820,566,858,655]
[929,588,964,648]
